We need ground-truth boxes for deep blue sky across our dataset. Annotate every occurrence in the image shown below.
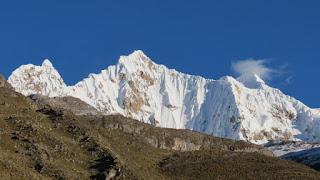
[0,1,319,107]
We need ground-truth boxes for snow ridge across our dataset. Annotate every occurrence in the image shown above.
[7,50,320,144]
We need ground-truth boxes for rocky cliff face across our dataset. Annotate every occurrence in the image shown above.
[7,50,320,144]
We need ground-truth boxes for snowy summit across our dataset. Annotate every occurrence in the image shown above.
[8,50,320,144]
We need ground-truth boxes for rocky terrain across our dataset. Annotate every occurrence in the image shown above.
[29,94,101,116]
[1,75,320,179]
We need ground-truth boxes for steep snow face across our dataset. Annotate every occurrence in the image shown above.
[8,59,66,97]
[8,51,320,144]
[66,50,210,130]
[228,77,320,144]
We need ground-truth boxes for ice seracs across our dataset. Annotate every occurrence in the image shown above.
[7,51,320,145]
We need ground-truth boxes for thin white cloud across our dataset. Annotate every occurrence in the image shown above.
[231,59,273,80]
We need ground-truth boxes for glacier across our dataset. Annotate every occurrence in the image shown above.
[8,50,320,144]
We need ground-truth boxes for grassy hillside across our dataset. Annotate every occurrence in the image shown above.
[1,78,320,179]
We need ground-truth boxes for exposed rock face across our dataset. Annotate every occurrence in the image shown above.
[28,94,101,116]
[99,115,274,157]
[7,51,320,144]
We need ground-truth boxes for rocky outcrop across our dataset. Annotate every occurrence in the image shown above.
[98,115,274,157]
[28,94,101,116]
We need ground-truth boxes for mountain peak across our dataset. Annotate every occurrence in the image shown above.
[7,52,320,145]
[120,50,152,62]
[42,59,54,68]
[41,59,54,69]
[8,59,66,97]
[237,73,265,89]
[118,50,156,72]
[130,50,147,58]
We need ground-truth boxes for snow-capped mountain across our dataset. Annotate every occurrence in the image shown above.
[9,59,66,97]
[8,50,320,144]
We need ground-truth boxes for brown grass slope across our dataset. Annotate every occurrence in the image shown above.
[0,77,320,179]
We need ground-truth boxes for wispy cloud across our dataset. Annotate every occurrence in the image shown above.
[231,59,273,80]
[231,58,294,86]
